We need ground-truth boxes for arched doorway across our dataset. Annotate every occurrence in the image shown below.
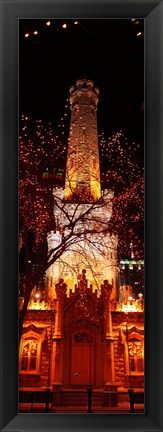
[62,290,104,389]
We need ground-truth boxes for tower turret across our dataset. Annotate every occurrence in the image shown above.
[64,79,101,202]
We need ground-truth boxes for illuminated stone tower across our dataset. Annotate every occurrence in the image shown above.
[46,79,118,299]
[64,79,101,202]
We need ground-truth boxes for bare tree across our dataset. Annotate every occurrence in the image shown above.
[19,186,117,338]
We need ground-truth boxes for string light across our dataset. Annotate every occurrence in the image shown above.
[23,20,143,43]
[99,129,144,259]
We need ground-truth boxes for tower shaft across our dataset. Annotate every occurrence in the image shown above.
[64,79,101,202]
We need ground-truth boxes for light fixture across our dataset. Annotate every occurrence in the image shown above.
[46,21,51,26]
[25,33,29,38]
[62,23,67,29]
[137,32,142,37]
[33,31,38,35]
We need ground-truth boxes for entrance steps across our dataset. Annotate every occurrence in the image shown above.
[53,389,116,408]
[60,390,87,407]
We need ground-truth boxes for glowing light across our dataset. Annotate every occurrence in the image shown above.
[46,21,51,26]
[74,21,78,25]
[35,293,40,298]
[121,303,137,312]
[33,31,38,35]
[25,33,29,38]
[137,32,142,36]
[62,23,67,29]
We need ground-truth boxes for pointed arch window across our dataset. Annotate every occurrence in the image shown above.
[123,330,144,388]
[19,334,41,373]
[128,338,144,372]
[21,340,38,371]
[73,331,93,343]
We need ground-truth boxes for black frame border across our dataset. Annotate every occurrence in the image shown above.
[1,1,163,431]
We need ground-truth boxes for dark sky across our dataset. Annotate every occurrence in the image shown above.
[19,19,144,141]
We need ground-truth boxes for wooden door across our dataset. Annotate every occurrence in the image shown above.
[70,331,94,386]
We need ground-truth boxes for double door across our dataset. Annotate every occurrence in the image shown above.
[71,333,94,386]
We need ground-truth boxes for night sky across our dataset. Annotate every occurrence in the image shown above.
[19,19,144,142]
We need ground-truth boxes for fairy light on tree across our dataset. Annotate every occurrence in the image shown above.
[99,130,144,259]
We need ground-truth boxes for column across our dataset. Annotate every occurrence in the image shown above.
[101,280,115,385]
[52,279,66,403]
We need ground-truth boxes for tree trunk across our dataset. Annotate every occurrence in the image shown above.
[19,284,33,343]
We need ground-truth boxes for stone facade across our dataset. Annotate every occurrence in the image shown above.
[19,281,144,393]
